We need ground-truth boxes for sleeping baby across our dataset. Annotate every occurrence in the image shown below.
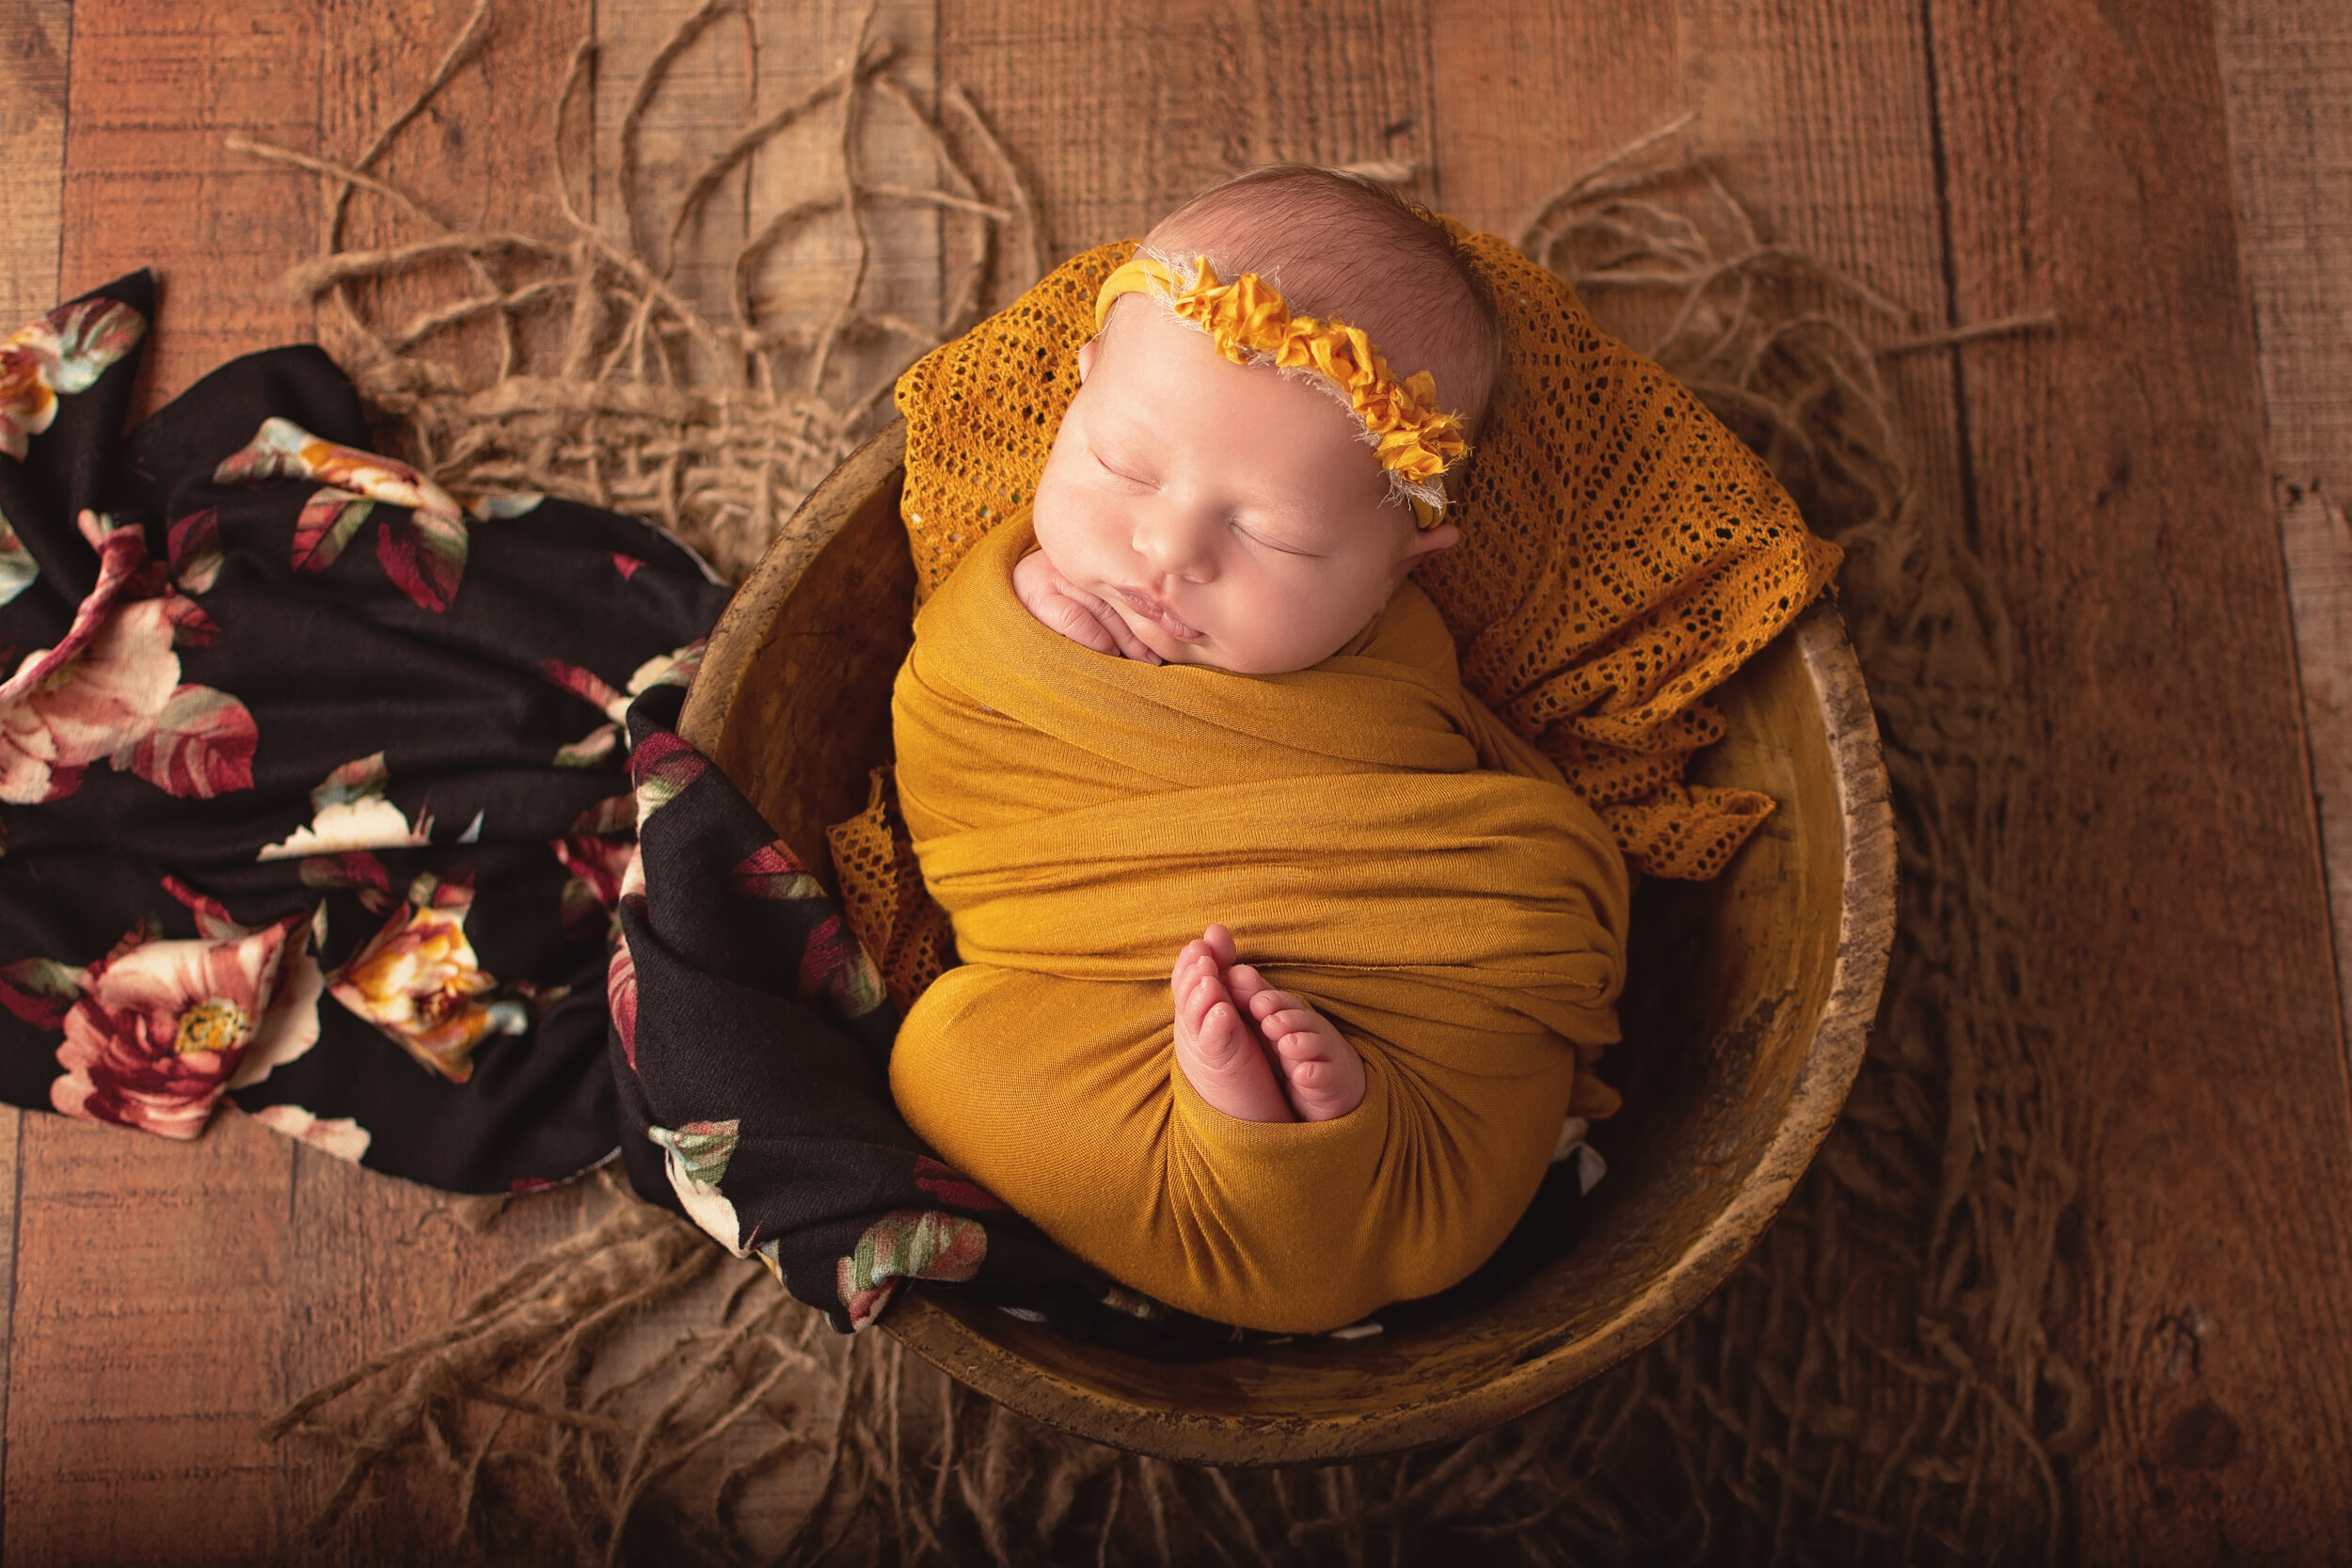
[883,167,1631,1334]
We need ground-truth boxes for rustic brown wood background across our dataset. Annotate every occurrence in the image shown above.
[0,0,2346,1560]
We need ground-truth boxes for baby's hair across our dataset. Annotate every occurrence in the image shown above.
[1128,165,1503,438]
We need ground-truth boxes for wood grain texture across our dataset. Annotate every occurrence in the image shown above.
[320,0,596,385]
[738,0,940,408]
[7,1117,299,1565]
[938,0,1437,258]
[56,0,320,414]
[2213,0,2352,493]
[1432,0,1972,578]
[2281,484,2352,1036]
[2212,0,2352,1133]
[1927,0,2352,1555]
[2,0,2343,1550]
[0,0,68,325]
[273,1162,596,1562]
[1430,0,1995,1510]
[290,5,604,1558]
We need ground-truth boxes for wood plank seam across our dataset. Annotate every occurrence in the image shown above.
[1913,0,1990,556]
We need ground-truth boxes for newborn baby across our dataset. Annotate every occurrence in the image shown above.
[885,167,1629,1332]
[1013,185,1494,1132]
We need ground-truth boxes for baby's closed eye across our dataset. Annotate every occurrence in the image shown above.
[1093,449,1154,488]
[1232,519,1322,559]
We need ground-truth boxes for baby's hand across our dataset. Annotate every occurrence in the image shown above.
[1169,924,1365,1124]
[1012,548,1163,664]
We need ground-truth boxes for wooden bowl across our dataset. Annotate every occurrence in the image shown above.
[680,421,1897,1465]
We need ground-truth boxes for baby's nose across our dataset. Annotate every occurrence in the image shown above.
[1131,504,1218,581]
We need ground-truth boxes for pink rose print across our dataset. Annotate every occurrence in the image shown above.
[51,915,303,1140]
[0,511,256,803]
[249,1103,371,1164]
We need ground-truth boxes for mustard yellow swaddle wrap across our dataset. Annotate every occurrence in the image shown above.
[886,513,1630,1334]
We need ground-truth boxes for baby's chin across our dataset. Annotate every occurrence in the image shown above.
[1144,628,1319,676]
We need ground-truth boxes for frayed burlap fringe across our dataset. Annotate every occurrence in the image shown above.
[248,12,2083,1557]
[231,0,1040,582]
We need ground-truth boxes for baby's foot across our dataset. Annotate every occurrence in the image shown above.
[1228,966,1366,1122]
[1169,925,1293,1122]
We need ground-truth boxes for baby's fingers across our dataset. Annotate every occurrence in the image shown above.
[1035,591,1126,656]
[1085,595,1164,665]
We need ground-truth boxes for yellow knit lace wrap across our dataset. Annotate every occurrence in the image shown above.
[834,225,1840,1010]
[1095,254,1467,524]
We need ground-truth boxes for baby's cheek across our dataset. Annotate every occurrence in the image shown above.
[1031,488,1120,591]
[1027,474,1081,564]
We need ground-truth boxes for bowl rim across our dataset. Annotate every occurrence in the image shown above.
[688,420,1899,1465]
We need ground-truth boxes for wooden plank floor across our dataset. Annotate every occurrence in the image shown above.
[0,0,2346,1560]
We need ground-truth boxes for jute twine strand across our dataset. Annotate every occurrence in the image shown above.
[229,0,1038,584]
[242,9,2082,1559]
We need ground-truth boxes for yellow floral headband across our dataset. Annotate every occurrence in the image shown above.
[1093,253,1468,528]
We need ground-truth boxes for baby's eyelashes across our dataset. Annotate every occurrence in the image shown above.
[1231,520,1320,559]
[1093,451,1155,488]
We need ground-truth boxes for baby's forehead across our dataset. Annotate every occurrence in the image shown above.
[1082,310,1407,537]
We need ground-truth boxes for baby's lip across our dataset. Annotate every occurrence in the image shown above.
[1112,585,1206,642]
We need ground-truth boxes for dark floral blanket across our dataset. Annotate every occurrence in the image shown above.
[0,270,735,1188]
[0,275,1581,1349]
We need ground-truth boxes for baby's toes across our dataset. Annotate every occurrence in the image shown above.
[1171,939,1220,988]
[1261,1007,1329,1050]
[1282,1054,1341,1100]
[1170,984,1293,1123]
[1269,1016,1365,1121]
[1243,981,1302,1023]
[1188,997,1254,1067]
[1171,954,1221,1032]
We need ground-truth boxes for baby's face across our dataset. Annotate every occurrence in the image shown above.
[1030,304,1455,674]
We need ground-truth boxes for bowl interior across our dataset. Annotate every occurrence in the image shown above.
[681,427,1883,1464]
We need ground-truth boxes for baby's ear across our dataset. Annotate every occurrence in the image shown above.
[1391,520,1459,587]
[1076,337,1099,382]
